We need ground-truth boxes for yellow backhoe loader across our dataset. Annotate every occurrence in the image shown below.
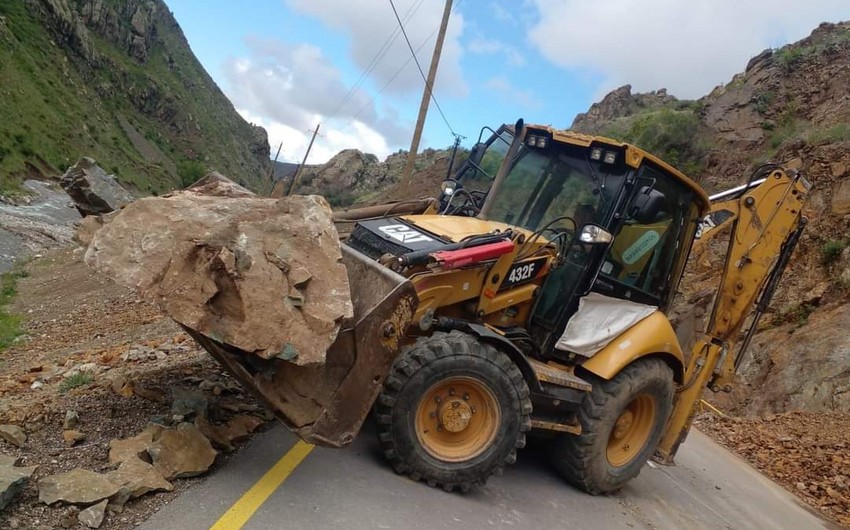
[190,120,810,494]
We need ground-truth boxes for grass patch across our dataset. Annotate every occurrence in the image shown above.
[821,239,846,265]
[601,108,706,175]
[771,301,815,328]
[59,372,94,393]
[753,90,776,115]
[0,268,27,349]
[805,123,850,145]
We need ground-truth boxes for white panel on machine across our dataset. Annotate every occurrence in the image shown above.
[555,292,657,357]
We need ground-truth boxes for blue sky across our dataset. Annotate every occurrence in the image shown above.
[166,0,848,164]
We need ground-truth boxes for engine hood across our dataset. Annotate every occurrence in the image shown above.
[400,215,530,243]
[345,215,537,262]
[345,217,450,260]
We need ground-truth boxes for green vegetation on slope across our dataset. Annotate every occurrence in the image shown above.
[0,268,26,351]
[0,0,269,195]
[601,108,706,175]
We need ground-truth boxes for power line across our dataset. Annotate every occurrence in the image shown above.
[387,0,456,136]
[339,0,467,143]
[347,0,465,127]
[326,0,427,121]
[349,27,435,123]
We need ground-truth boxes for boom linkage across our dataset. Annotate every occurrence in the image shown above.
[655,168,811,463]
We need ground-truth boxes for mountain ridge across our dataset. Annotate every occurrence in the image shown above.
[0,0,271,194]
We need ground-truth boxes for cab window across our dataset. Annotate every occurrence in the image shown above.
[457,129,512,193]
[600,163,695,303]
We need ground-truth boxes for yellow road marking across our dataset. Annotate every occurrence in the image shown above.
[210,441,314,530]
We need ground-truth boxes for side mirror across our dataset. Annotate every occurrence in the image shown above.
[630,186,667,223]
[440,179,458,196]
[578,224,613,244]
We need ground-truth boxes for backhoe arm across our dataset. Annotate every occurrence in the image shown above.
[656,167,811,462]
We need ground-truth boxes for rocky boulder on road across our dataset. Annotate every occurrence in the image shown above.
[81,173,353,365]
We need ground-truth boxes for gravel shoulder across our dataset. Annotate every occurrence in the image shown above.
[0,248,269,530]
[697,411,850,527]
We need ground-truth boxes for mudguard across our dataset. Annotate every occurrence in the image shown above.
[580,311,685,383]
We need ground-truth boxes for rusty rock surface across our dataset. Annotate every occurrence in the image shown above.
[38,468,122,505]
[109,457,173,498]
[148,424,217,480]
[81,174,353,365]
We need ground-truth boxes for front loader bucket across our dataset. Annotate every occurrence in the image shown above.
[185,245,418,448]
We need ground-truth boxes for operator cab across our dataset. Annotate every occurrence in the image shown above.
[438,124,514,215]
[478,123,707,361]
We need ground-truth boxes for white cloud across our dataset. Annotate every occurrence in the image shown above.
[527,0,849,99]
[239,109,392,165]
[285,0,467,97]
[222,37,408,164]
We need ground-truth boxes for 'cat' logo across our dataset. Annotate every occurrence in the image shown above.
[378,224,434,244]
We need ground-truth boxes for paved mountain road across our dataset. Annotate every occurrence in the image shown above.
[140,422,831,530]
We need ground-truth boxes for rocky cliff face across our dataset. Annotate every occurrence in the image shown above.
[0,0,271,194]
[274,147,458,207]
[572,21,850,416]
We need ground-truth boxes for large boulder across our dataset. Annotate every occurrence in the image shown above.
[60,157,135,216]
[148,424,217,480]
[0,424,26,447]
[38,468,122,505]
[109,458,173,498]
[0,461,37,511]
[82,173,352,365]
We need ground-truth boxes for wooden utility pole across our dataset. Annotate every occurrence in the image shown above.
[288,123,321,196]
[269,141,283,196]
[402,0,453,184]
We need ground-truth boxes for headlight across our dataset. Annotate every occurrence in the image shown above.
[537,137,547,148]
[441,180,455,195]
[603,151,617,164]
[590,147,602,160]
[526,135,538,147]
[579,224,613,244]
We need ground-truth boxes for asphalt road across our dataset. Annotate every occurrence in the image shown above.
[141,422,832,530]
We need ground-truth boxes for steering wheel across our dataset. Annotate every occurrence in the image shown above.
[542,217,577,239]
[445,188,482,217]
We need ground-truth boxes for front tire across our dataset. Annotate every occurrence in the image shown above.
[375,331,531,492]
[549,358,674,494]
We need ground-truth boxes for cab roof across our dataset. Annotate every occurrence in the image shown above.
[526,124,711,213]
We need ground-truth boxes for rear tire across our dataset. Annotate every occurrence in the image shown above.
[549,358,673,494]
[375,331,531,492]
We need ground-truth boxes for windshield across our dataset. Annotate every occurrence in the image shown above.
[481,143,628,232]
[456,128,513,193]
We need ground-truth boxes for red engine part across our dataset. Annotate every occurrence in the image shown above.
[430,239,515,270]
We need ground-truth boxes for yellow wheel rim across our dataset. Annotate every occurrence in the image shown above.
[415,376,501,462]
[606,393,656,468]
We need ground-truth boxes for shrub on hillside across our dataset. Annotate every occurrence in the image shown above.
[603,109,704,174]
[177,160,206,188]
[821,240,846,265]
